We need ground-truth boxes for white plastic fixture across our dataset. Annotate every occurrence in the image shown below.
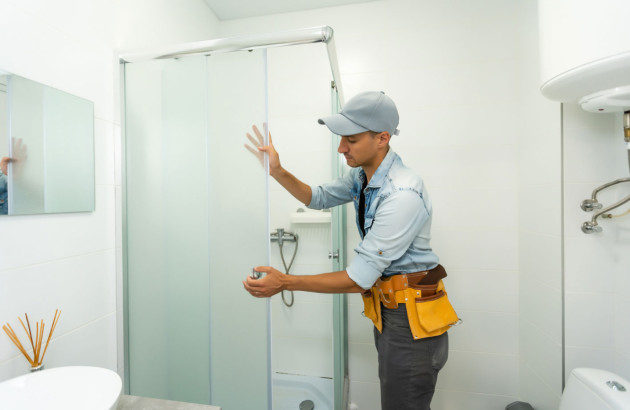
[538,0,630,110]
[0,366,122,410]
[541,51,630,106]
[290,209,331,224]
[580,85,630,113]
[559,368,630,410]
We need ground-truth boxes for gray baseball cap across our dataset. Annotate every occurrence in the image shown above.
[318,91,400,136]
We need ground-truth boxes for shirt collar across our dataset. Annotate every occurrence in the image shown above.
[360,148,397,189]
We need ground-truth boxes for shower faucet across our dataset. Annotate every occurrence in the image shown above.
[270,228,297,246]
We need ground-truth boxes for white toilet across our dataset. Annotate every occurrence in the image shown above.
[559,368,630,409]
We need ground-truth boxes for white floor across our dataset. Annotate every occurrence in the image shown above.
[272,373,333,410]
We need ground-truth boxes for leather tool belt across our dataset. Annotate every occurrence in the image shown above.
[361,264,460,340]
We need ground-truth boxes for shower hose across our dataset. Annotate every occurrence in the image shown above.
[278,235,298,307]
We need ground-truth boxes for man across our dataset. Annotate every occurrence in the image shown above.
[243,91,453,410]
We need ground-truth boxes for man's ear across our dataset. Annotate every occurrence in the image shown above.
[377,131,391,147]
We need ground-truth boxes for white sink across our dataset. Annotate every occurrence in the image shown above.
[0,366,122,410]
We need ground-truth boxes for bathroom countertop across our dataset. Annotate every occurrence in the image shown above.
[117,395,221,410]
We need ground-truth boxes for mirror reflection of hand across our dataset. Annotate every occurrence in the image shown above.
[244,124,281,176]
[10,138,27,177]
[9,138,28,178]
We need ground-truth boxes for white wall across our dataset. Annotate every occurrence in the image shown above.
[223,1,529,408]
[8,2,627,410]
[533,0,630,407]
[0,0,219,381]
[516,3,564,410]
[562,105,630,381]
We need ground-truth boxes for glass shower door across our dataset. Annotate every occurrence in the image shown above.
[123,50,270,409]
[206,50,271,410]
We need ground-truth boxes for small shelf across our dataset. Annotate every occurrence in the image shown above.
[290,210,331,224]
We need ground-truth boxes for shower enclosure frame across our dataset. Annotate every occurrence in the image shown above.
[120,26,348,410]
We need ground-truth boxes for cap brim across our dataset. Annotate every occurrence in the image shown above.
[318,114,369,136]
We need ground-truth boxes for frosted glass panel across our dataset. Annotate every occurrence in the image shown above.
[125,56,211,404]
[124,50,269,409]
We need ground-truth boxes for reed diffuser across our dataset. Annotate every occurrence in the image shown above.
[2,309,61,371]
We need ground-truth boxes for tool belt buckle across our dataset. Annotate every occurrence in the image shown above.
[377,286,397,309]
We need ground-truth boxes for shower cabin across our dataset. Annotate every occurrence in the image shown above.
[120,27,348,410]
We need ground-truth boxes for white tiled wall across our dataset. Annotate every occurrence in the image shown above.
[0,0,219,381]
[562,104,630,382]
[222,0,529,408]
[6,1,628,409]
[516,2,564,409]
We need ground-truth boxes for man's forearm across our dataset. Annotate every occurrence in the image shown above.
[272,167,313,206]
[284,270,365,294]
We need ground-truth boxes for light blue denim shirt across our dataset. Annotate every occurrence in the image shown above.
[308,149,439,289]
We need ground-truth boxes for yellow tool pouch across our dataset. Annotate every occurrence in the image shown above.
[361,288,383,332]
[362,277,460,340]
[404,280,459,340]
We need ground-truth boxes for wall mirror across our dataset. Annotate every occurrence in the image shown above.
[0,71,94,216]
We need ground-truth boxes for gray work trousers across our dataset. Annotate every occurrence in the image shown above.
[374,304,449,410]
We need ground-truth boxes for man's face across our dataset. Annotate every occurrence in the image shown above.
[337,131,380,168]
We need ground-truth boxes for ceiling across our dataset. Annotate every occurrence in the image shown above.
[203,0,375,21]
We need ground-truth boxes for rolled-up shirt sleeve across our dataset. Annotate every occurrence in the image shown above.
[308,170,355,210]
[346,189,429,289]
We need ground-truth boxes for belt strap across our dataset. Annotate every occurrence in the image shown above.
[380,284,440,309]
[368,265,447,309]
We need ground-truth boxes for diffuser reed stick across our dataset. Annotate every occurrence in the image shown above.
[2,309,61,368]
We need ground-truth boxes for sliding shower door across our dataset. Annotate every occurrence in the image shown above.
[123,50,270,409]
